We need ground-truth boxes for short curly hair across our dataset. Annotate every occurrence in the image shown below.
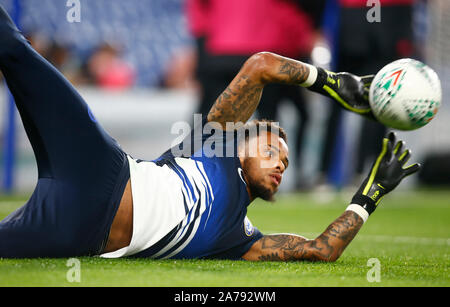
[239,119,288,144]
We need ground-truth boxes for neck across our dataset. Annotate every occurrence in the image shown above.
[239,156,255,202]
[246,185,255,203]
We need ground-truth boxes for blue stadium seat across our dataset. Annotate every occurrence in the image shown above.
[4,0,192,87]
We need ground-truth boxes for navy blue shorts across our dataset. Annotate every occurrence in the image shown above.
[0,6,130,258]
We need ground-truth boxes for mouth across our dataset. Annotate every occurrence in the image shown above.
[269,173,282,186]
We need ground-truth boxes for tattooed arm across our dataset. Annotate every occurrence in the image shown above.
[242,211,364,262]
[206,52,311,129]
[206,52,375,128]
[242,132,421,262]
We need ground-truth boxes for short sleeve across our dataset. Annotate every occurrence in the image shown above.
[204,217,264,260]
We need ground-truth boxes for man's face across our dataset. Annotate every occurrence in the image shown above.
[239,131,289,202]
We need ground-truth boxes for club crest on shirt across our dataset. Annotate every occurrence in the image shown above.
[244,216,254,236]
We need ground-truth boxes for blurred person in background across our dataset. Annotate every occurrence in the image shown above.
[186,0,326,189]
[86,43,136,90]
[319,0,416,187]
[162,46,199,90]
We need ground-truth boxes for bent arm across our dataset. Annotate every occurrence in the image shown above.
[242,211,364,262]
[207,52,313,129]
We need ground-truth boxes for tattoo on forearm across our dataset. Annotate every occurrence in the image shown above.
[206,53,310,127]
[255,211,363,262]
[277,59,309,85]
[207,74,263,125]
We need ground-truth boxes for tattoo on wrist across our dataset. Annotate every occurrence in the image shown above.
[277,59,309,85]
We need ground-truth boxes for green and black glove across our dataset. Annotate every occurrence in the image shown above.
[303,66,375,120]
[349,132,421,220]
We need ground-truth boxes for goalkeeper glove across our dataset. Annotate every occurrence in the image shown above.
[301,66,375,120]
[348,132,421,221]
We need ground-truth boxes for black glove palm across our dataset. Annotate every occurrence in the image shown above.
[352,132,421,215]
[309,68,375,120]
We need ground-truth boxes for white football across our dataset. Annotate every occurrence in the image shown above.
[369,58,442,130]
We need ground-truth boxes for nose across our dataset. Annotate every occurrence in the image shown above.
[276,159,286,173]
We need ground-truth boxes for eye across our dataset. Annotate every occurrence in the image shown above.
[264,149,276,158]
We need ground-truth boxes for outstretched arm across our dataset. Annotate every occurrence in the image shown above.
[243,132,421,262]
[206,52,312,129]
[207,52,374,129]
[242,211,363,262]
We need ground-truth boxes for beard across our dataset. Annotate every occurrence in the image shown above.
[248,180,275,202]
[243,158,276,202]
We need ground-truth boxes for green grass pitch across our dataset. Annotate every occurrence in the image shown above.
[0,189,448,287]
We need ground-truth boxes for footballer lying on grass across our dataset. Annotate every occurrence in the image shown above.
[0,5,420,261]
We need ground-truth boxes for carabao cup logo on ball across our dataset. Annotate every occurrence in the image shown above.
[369,58,442,131]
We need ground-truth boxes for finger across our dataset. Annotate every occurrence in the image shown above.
[393,140,405,157]
[360,74,375,82]
[387,131,397,153]
[363,87,369,101]
[403,163,421,177]
[398,149,411,165]
[380,134,393,161]
[387,131,396,142]
[360,75,375,87]
[378,132,395,162]
[364,137,390,195]
[363,86,369,95]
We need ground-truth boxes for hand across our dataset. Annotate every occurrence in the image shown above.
[328,72,374,115]
[351,132,421,215]
[309,68,375,120]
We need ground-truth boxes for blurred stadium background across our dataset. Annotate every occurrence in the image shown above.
[0,0,449,195]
